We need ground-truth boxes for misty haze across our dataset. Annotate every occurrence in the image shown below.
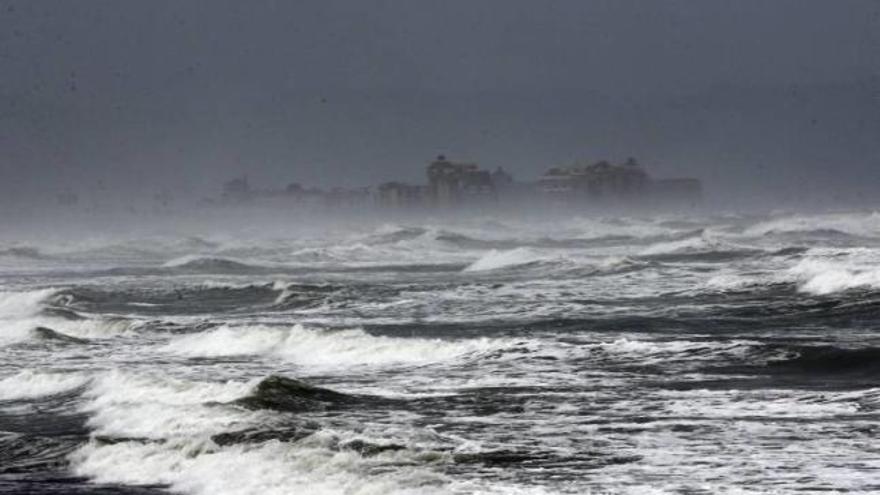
[1,1,879,494]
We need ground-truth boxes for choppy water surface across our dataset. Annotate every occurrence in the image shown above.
[2,210,880,494]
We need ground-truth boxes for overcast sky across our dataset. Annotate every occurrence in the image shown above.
[1,0,878,204]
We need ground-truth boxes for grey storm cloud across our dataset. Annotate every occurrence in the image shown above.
[0,0,878,204]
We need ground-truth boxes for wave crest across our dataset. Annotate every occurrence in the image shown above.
[166,324,504,369]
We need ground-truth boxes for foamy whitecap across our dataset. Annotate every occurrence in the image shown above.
[658,389,862,419]
[70,434,448,495]
[0,288,57,319]
[639,232,721,255]
[73,370,451,494]
[0,288,66,346]
[0,369,89,400]
[166,324,504,369]
[744,211,880,238]
[464,248,549,272]
[82,370,259,438]
[789,258,880,295]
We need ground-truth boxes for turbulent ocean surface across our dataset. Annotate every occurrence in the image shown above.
[2,210,880,494]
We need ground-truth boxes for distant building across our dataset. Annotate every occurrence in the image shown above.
[213,155,699,212]
[426,155,502,205]
[538,158,649,201]
[324,187,372,208]
[377,182,426,208]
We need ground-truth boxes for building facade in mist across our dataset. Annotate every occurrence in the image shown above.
[535,157,700,206]
[376,182,428,208]
[427,155,499,205]
[538,158,648,200]
[216,155,701,211]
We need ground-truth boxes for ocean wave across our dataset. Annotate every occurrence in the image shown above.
[81,371,259,439]
[0,288,70,346]
[30,326,90,344]
[703,273,774,293]
[0,246,45,259]
[581,338,758,367]
[161,255,266,272]
[639,231,760,262]
[165,324,505,369]
[698,247,880,296]
[71,370,448,495]
[70,432,447,495]
[361,225,429,245]
[767,345,880,375]
[592,256,654,274]
[744,212,880,239]
[0,315,140,347]
[54,284,286,316]
[234,375,392,413]
[0,370,90,401]
[463,248,556,272]
[790,258,880,295]
[47,316,141,340]
[658,388,866,419]
[0,288,58,320]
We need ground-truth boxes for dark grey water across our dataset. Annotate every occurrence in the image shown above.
[1,211,879,494]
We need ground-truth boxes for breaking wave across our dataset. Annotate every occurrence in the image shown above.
[639,231,760,262]
[790,258,880,295]
[463,248,553,272]
[30,326,90,343]
[0,370,90,401]
[70,370,448,495]
[165,324,505,369]
[0,288,58,320]
[744,212,880,239]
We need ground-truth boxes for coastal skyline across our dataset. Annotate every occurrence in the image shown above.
[1,0,878,207]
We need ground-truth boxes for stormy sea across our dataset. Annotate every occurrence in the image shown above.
[1,209,879,494]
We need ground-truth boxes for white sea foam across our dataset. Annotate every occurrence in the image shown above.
[71,434,447,495]
[0,294,139,344]
[639,231,724,256]
[463,248,549,272]
[704,272,754,291]
[790,258,880,295]
[72,370,451,495]
[0,369,89,400]
[166,324,504,370]
[744,211,880,238]
[0,288,61,345]
[50,317,142,339]
[0,288,57,319]
[81,370,258,439]
[659,389,863,419]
